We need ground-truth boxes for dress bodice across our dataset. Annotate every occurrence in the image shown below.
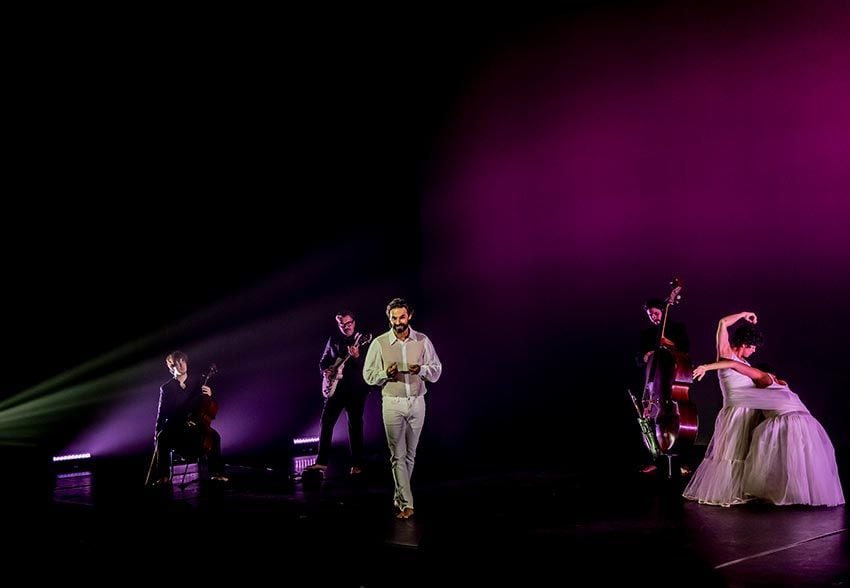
[719,358,808,414]
[718,357,753,406]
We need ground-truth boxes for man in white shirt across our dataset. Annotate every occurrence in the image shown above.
[363,298,442,519]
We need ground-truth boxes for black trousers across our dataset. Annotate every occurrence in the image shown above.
[155,424,225,478]
[316,388,368,467]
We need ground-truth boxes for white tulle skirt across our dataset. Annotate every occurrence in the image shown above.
[743,410,845,507]
[682,407,763,506]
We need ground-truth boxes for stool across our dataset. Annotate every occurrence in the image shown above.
[171,450,203,489]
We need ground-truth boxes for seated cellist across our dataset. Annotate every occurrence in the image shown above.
[149,351,228,485]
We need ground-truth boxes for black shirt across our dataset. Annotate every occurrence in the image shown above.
[639,320,690,364]
[155,374,205,435]
[320,332,370,394]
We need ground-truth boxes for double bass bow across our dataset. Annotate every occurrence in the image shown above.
[641,278,698,455]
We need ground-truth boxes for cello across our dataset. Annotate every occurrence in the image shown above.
[641,278,698,456]
[190,363,219,454]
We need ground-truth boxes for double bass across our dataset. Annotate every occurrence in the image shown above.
[641,278,698,455]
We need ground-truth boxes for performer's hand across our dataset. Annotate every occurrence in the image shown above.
[660,336,676,348]
[643,350,654,363]
[387,362,399,377]
[742,312,757,324]
[408,364,421,375]
[201,385,212,396]
[323,368,336,378]
[349,345,360,359]
[692,365,708,381]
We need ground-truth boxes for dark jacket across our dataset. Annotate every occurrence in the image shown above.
[155,374,205,435]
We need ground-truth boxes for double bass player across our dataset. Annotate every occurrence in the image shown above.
[635,284,696,475]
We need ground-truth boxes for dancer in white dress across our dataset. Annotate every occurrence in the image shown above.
[683,312,844,507]
[682,312,764,506]
[691,360,844,507]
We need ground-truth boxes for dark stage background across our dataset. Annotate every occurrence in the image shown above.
[3,2,848,484]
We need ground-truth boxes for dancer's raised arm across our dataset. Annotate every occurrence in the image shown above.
[716,312,757,360]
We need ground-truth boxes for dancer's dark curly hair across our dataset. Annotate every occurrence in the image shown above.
[730,323,764,348]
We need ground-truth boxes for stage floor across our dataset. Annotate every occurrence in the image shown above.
[7,454,837,586]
